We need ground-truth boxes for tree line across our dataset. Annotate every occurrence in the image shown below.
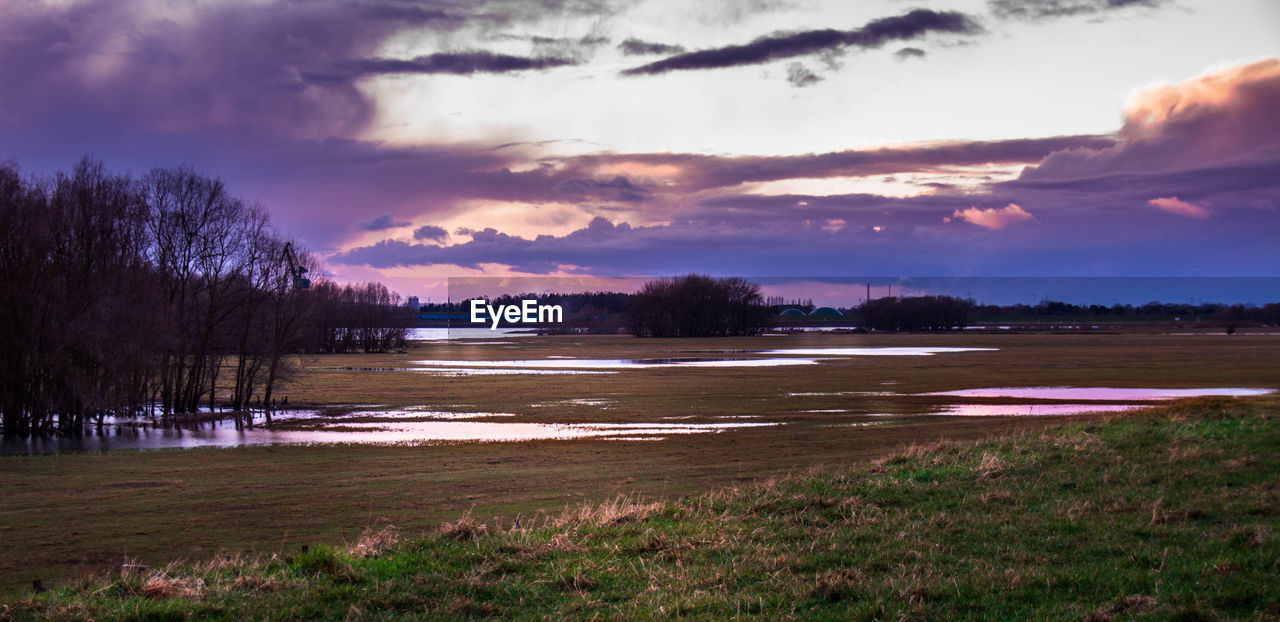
[0,158,409,437]
[858,296,973,331]
[627,275,774,337]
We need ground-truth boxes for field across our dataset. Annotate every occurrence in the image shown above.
[1,331,1278,607]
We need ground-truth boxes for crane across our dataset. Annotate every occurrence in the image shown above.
[281,242,311,289]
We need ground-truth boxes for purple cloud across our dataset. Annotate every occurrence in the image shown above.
[413,225,450,241]
[361,214,411,231]
[307,52,577,82]
[555,176,650,203]
[989,0,1169,21]
[621,9,981,76]
[618,38,686,56]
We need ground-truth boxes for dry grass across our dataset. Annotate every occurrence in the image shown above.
[346,524,401,559]
[439,510,488,542]
[140,566,205,601]
[554,494,665,528]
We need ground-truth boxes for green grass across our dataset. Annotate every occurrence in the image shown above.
[4,397,1277,620]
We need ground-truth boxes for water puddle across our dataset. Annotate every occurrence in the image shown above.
[923,387,1274,401]
[925,403,1145,417]
[410,357,822,370]
[786,391,896,397]
[763,347,997,356]
[0,412,777,454]
[412,367,617,376]
[332,409,517,421]
[532,399,615,408]
[406,328,534,341]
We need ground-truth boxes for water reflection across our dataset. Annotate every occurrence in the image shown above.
[923,387,1274,400]
[764,347,998,356]
[406,328,533,341]
[927,403,1145,417]
[0,410,776,455]
[410,357,821,370]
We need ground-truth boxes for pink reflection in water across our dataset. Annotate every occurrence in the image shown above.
[296,421,775,443]
[764,347,996,356]
[930,404,1145,417]
[411,358,819,369]
[925,387,1273,401]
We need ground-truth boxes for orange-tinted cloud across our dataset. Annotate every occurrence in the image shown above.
[1027,57,1280,181]
[1122,58,1280,140]
[948,203,1033,230]
[1148,196,1209,218]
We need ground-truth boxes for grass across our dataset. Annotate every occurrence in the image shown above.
[1,332,1278,602]
[3,397,1276,620]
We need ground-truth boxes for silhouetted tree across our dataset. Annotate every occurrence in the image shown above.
[627,274,772,337]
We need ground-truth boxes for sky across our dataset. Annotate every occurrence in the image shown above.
[1,0,1278,303]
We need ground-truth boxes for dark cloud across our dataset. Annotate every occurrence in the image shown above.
[621,9,981,76]
[362,214,411,231]
[989,0,1168,21]
[894,47,927,61]
[0,0,590,141]
[310,52,577,81]
[564,135,1117,191]
[785,63,822,87]
[330,193,1280,276]
[413,224,450,241]
[618,38,686,56]
[555,176,650,202]
[353,4,455,25]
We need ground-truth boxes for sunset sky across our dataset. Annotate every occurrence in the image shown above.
[1,0,1277,301]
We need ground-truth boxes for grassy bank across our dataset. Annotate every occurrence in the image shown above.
[4,397,1276,620]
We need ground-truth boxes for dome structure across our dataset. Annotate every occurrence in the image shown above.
[779,308,807,316]
[810,306,843,316]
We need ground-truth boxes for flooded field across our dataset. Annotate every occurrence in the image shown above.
[3,331,1279,590]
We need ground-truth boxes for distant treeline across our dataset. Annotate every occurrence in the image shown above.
[431,276,776,337]
[424,288,1280,335]
[860,296,973,331]
[974,300,1280,323]
[0,158,410,437]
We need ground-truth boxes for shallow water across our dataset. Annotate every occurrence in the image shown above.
[763,347,998,356]
[923,387,1274,401]
[410,357,822,370]
[0,412,776,455]
[406,327,533,341]
[413,367,617,376]
[926,403,1145,417]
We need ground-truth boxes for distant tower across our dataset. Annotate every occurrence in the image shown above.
[406,296,420,310]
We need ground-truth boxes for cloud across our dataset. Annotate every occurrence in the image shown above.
[328,192,1279,276]
[1022,58,1280,180]
[413,225,450,241]
[785,63,822,87]
[948,203,1034,229]
[1148,197,1209,218]
[989,0,1168,21]
[0,0,590,141]
[621,9,980,76]
[894,47,927,61]
[555,176,650,202]
[311,52,577,81]
[567,134,1116,191]
[362,214,411,231]
[618,38,686,56]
